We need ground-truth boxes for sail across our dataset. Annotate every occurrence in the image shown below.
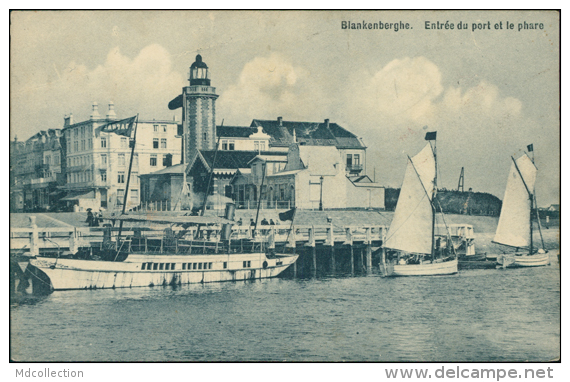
[493,154,537,248]
[385,143,436,254]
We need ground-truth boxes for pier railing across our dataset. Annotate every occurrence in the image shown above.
[10,219,388,256]
[11,217,476,257]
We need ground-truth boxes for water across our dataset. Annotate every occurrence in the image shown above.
[10,264,560,362]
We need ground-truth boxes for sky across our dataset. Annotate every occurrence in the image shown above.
[9,10,560,206]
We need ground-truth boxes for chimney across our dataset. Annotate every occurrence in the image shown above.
[90,102,100,120]
[324,118,330,128]
[277,116,283,126]
[64,113,74,127]
[106,101,117,120]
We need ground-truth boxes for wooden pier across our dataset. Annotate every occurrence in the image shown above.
[10,215,475,282]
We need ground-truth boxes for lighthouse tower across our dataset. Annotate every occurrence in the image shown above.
[180,55,219,162]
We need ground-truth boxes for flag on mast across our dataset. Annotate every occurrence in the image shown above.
[425,131,437,141]
[100,116,137,137]
[527,144,534,152]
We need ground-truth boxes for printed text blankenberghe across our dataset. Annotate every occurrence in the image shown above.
[342,21,411,31]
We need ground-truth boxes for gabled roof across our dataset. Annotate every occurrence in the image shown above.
[250,119,365,148]
[190,150,285,173]
[140,163,187,177]
[216,126,259,138]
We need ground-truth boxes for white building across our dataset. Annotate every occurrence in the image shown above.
[62,102,181,211]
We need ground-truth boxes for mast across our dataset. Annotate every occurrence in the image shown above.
[253,162,267,233]
[115,114,139,260]
[424,131,437,258]
[511,156,534,255]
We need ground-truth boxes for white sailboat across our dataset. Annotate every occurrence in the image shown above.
[493,150,550,268]
[382,133,458,276]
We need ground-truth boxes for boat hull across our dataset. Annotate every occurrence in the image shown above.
[497,252,550,268]
[28,252,298,291]
[387,258,458,277]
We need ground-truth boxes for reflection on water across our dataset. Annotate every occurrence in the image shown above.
[10,262,560,362]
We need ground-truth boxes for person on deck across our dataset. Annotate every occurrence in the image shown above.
[86,209,94,227]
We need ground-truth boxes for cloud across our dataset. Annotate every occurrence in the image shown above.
[342,56,539,199]
[218,53,327,125]
[11,44,183,139]
[346,56,522,131]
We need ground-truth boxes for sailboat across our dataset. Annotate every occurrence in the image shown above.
[382,132,458,276]
[493,149,550,268]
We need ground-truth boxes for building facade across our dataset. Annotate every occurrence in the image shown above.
[61,102,181,211]
[10,130,65,212]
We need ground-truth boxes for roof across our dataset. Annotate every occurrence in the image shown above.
[248,155,288,165]
[61,190,96,201]
[197,150,285,171]
[140,163,187,177]
[267,169,303,177]
[217,126,259,138]
[250,119,365,149]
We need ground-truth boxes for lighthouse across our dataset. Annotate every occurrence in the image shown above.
[169,54,219,163]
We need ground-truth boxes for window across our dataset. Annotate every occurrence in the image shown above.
[208,263,212,270]
[117,189,125,201]
[153,138,159,149]
[193,263,197,270]
[222,140,228,150]
[260,141,266,151]
[141,263,146,270]
[162,155,170,167]
[162,125,167,132]
[121,137,127,148]
[88,138,93,149]
[229,140,235,150]
[100,170,107,182]
[118,154,126,166]
[165,263,170,270]
[160,138,167,149]
[132,172,139,184]
[150,155,157,166]
[80,126,85,138]
[153,263,158,270]
[223,262,227,269]
[101,137,107,148]
[203,132,208,141]
[198,263,202,270]
[254,141,259,151]
[153,125,158,132]
[81,140,85,151]
[171,263,176,270]
[159,263,164,270]
[346,154,352,167]
[117,172,125,183]
[101,154,107,165]
[243,261,251,268]
[74,141,78,152]
[133,154,139,166]
[74,129,78,138]
[131,189,138,201]
[354,154,360,166]
[182,263,187,270]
